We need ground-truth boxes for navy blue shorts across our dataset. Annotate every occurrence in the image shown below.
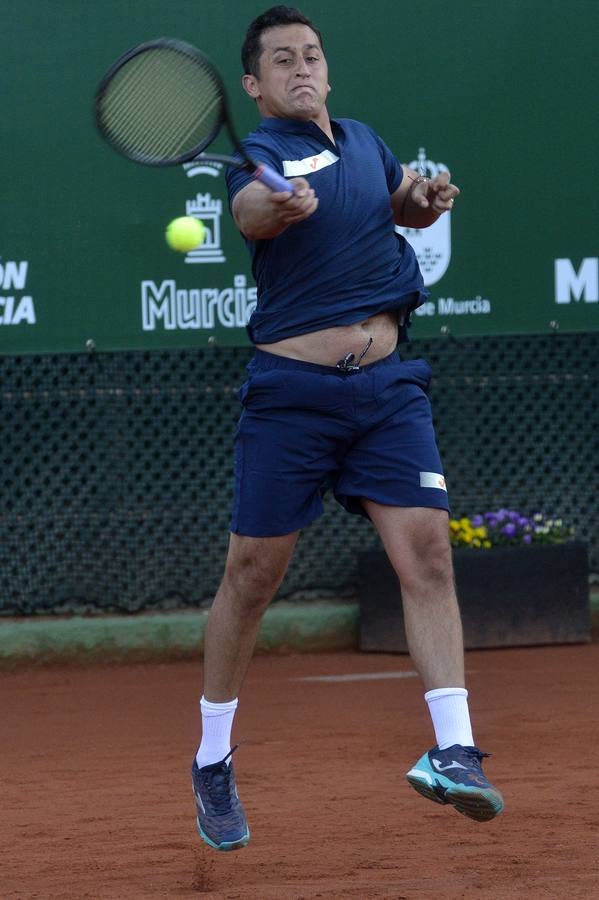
[230,349,449,537]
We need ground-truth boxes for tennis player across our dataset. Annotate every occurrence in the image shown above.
[191,4,504,851]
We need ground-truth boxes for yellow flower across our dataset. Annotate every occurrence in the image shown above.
[483,540,492,549]
[459,517,471,529]
[449,520,460,532]
[462,532,473,544]
[472,538,481,548]
[473,526,488,539]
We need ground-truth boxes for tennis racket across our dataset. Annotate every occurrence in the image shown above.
[94,37,293,192]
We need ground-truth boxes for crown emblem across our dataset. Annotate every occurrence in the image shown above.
[183,193,225,264]
[410,146,449,179]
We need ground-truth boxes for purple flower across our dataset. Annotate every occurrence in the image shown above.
[454,509,573,549]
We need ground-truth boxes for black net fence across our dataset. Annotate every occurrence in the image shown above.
[1,332,597,615]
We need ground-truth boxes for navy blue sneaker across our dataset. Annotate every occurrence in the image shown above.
[406,744,504,822]
[191,746,250,851]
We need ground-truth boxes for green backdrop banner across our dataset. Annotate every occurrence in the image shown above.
[1,0,597,355]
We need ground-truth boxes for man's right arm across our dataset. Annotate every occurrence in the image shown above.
[231,176,318,240]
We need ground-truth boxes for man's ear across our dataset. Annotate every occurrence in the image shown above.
[242,74,261,99]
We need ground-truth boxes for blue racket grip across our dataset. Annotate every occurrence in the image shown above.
[253,163,294,193]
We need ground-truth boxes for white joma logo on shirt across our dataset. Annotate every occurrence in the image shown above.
[282,150,339,177]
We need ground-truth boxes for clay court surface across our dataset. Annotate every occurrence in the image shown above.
[2,641,598,899]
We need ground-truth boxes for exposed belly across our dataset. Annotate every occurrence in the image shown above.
[255,310,401,367]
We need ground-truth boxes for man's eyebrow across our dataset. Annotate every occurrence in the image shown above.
[271,43,320,53]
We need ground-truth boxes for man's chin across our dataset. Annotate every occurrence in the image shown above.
[290,98,322,117]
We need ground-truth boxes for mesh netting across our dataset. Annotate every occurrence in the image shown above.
[1,332,596,615]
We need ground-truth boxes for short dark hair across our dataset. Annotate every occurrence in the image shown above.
[241,5,324,77]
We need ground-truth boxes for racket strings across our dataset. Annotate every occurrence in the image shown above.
[106,62,217,157]
[110,53,213,141]
[98,47,223,162]
[107,55,218,148]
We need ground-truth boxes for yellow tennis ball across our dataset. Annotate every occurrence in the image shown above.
[165,216,206,252]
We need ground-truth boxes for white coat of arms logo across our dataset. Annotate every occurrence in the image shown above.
[395,147,451,287]
[181,162,226,264]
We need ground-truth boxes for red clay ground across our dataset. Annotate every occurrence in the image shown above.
[2,642,599,899]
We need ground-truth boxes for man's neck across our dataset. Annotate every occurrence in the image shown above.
[309,109,333,142]
[261,109,334,143]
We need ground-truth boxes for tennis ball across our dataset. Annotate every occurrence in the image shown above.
[165,216,206,252]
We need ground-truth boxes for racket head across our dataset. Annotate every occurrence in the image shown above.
[95,37,229,166]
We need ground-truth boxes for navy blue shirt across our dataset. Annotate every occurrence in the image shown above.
[226,117,426,344]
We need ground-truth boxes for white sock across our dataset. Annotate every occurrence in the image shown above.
[425,687,474,750]
[195,696,238,769]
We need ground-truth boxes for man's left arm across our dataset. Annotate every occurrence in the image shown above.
[391,165,460,228]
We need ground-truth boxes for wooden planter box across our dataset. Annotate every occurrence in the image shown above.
[358,540,591,652]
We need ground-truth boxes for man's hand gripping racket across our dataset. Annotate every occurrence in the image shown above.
[94,37,294,194]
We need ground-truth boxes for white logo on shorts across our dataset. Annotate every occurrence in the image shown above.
[420,472,447,491]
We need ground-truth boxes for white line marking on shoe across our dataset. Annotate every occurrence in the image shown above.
[407,768,434,786]
[432,758,469,772]
[194,791,206,814]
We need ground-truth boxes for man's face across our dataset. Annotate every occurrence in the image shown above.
[243,24,330,120]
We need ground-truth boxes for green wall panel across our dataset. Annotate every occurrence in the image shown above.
[1,0,597,354]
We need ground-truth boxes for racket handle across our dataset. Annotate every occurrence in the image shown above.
[253,163,294,193]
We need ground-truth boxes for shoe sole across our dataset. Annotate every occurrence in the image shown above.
[197,818,250,852]
[406,774,504,822]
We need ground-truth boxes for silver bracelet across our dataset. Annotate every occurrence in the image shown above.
[407,175,428,199]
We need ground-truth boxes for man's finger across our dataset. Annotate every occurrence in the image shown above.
[430,172,451,191]
[271,190,294,204]
[438,186,460,201]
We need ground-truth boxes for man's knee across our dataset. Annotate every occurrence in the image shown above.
[393,512,454,595]
[223,553,283,604]
[221,533,297,611]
